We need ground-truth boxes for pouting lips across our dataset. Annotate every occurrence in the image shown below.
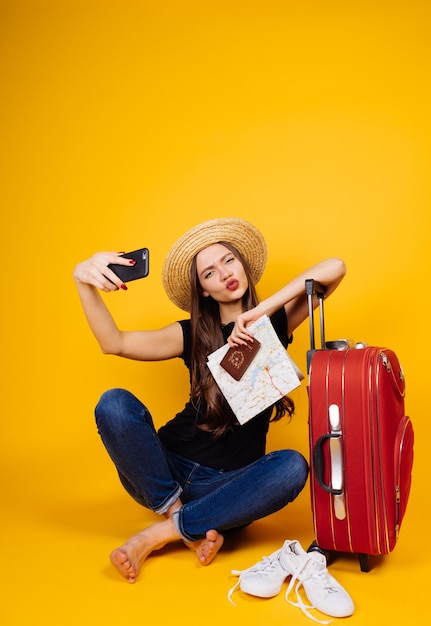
[226,279,239,291]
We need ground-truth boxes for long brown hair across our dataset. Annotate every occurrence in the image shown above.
[189,241,294,438]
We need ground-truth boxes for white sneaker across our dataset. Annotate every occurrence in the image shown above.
[228,540,295,605]
[280,540,354,622]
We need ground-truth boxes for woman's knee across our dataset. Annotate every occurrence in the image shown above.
[276,449,309,488]
[94,388,145,431]
[293,450,309,482]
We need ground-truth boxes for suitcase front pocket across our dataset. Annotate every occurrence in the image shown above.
[394,415,414,538]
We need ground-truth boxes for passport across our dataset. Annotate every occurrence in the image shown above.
[219,338,261,381]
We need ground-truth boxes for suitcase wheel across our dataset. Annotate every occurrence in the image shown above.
[359,553,371,572]
[308,541,373,572]
[307,540,332,565]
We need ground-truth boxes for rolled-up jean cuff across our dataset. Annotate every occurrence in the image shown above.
[153,485,183,515]
[172,508,194,542]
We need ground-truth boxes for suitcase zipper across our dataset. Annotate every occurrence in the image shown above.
[381,351,405,398]
[395,485,400,539]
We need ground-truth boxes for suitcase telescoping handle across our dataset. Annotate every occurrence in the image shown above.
[305,278,327,373]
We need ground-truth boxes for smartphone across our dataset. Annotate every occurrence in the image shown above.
[108,248,149,283]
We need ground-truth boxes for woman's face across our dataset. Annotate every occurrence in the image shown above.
[195,243,249,305]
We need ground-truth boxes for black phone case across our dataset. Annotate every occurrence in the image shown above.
[108,248,149,282]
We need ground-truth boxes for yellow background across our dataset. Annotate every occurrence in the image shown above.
[1,1,429,624]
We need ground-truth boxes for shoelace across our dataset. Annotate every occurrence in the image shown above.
[227,552,282,607]
[285,555,333,625]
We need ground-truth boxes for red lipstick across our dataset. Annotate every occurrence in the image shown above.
[226,279,239,291]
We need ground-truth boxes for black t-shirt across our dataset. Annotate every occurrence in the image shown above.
[157,307,292,470]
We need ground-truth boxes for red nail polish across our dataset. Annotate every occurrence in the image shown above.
[120,284,128,290]
[129,259,136,265]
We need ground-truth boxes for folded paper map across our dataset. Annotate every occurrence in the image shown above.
[207,314,303,425]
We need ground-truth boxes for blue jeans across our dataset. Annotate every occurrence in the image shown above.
[95,388,309,542]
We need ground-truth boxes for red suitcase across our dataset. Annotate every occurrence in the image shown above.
[305,280,414,572]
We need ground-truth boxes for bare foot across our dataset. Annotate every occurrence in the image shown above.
[110,519,179,583]
[185,529,224,565]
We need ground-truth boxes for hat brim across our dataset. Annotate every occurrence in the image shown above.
[162,217,267,312]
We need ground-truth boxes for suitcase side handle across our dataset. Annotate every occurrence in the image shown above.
[313,434,344,496]
[313,404,347,521]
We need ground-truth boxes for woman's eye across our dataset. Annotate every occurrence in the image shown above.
[226,256,235,264]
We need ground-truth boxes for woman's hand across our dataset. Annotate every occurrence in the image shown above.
[227,307,262,347]
[73,252,135,292]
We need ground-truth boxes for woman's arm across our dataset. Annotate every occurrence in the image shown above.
[229,257,346,346]
[73,251,184,361]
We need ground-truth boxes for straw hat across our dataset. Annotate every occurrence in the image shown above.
[162,217,267,311]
